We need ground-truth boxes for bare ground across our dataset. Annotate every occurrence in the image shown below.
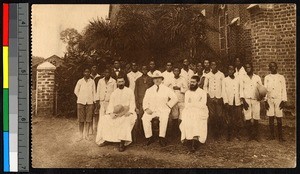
[32,116,296,168]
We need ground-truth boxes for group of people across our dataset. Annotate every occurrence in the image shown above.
[74,58,288,152]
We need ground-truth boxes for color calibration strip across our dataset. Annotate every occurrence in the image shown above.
[3,3,10,172]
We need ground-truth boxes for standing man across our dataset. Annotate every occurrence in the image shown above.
[194,62,206,89]
[90,65,101,134]
[111,60,129,87]
[95,69,117,144]
[203,60,225,140]
[240,63,263,141]
[142,71,178,147]
[74,68,96,141]
[147,60,160,77]
[168,67,188,137]
[264,62,287,142]
[203,59,211,76]
[234,57,247,78]
[180,59,194,86]
[222,65,243,141]
[162,62,174,86]
[96,76,136,152]
[180,76,209,152]
[127,62,142,92]
[134,65,154,139]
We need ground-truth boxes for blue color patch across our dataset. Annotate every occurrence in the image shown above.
[3,132,10,172]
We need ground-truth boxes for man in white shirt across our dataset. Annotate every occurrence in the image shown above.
[147,60,161,77]
[222,65,243,141]
[127,62,142,91]
[240,63,263,141]
[90,65,101,134]
[162,62,174,86]
[168,67,188,137]
[142,71,178,147]
[180,59,194,86]
[74,68,97,142]
[96,75,136,152]
[264,62,287,142]
[203,59,212,76]
[194,62,206,89]
[95,69,117,144]
[203,61,225,140]
[234,57,247,78]
[180,75,209,153]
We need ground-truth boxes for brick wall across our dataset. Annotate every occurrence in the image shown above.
[248,4,296,105]
[36,67,56,116]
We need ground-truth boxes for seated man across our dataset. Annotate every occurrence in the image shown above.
[142,71,178,147]
[96,75,136,152]
[180,75,209,153]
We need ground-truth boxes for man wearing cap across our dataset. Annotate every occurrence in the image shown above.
[264,62,287,142]
[142,71,178,147]
[240,63,263,141]
[96,75,136,152]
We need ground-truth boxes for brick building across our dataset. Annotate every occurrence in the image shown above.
[108,4,296,105]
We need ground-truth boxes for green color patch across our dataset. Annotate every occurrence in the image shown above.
[3,89,9,131]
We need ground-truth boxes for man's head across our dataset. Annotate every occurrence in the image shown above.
[141,65,148,75]
[203,59,210,70]
[190,75,200,91]
[91,65,97,74]
[269,62,278,74]
[149,61,156,71]
[211,61,218,72]
[103,68,111,79]
[131,62,138,72]
[83,68,90,78]
[117,75,126,89]
[244,62,253,75]
[228,65,235,77]
[152,71,164,86]
[235,57,242,69]
[173,67,181,77]
[166,62,173,72]
[183,59,189,68]
[113,60,121,69]
[196,62,203,73]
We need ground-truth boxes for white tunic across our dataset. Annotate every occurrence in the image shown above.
[95,87,136,146]
[203,71,225,99]
[222,76,242,106]
[127,71,142,91]
[180,88,208,143]
[180,68,194,86]
[264,73,287,101]
[162,70,174,87]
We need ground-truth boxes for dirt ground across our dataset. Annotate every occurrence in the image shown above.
[32,115,296,168]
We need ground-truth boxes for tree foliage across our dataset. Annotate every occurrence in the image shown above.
[56,5,218,116]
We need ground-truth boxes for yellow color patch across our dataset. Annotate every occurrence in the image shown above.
[3,46,9,88]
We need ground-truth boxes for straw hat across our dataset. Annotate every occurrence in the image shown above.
[113,105,130,117]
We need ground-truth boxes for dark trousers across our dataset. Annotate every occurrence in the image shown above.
[207,97,224,139]
[226,105,243,139]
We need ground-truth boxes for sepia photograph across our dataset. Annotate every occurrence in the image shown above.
[31,4,296,168]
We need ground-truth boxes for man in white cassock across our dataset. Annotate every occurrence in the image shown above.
[180,75,209,153]
[96,75,136,152]
[142,71,178,147]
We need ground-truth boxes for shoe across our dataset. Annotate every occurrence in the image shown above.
[145,137,155,146]
[98,141,109,147]
[119,142,125,152]
[159,137,167,147]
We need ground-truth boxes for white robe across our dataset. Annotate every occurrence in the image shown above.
[180,88,209,143]
[95,87,137,146]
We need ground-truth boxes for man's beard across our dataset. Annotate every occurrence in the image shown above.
[190,85,198,91]
[118,85,125,89]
